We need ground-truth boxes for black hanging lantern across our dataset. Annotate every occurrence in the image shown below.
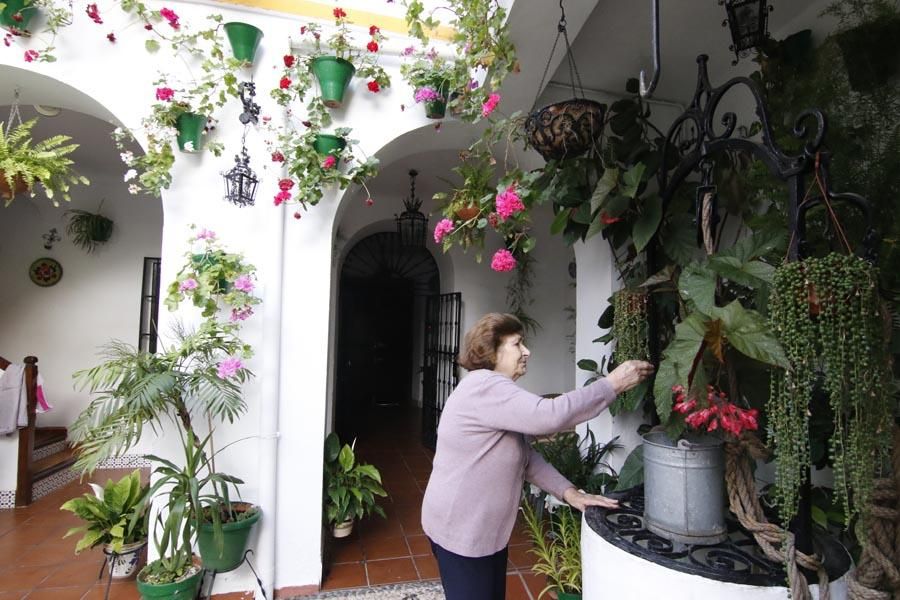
[524,0,605,162]
[395,169,428,247]
[223,147,259,207]
[720,0,773,65]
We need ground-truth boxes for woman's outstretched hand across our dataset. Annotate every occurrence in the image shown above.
[606,360,655,395]
[563,487,619,511]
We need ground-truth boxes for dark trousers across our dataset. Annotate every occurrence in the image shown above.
[430,539,507,600]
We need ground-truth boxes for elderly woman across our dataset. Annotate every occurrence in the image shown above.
[421,312,654,600]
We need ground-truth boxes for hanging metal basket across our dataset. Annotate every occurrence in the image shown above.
[524,98,605,162]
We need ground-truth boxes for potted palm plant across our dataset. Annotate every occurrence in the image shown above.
[0,117,89,207]
[323,432,387,537]
[60,469,150,579]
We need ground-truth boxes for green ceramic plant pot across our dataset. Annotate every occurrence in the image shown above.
[198,504,261,572]
[175,112,207,153]
[424,99,447,119]
[311,56,356,108]
[136,562,203,600]
[0,0,36,30]
[224,22,263,66]
[313,134,347,157]
[556,592,582,600]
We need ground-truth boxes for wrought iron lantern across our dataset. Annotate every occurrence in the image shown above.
[223,147,259,207]
[396,169,428,247]
[720,0,773,64]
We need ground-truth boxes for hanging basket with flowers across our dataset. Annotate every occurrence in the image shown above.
[400,47,466,120]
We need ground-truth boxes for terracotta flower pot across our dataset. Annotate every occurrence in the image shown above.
[0,170,28,201]
[454,205,480,221]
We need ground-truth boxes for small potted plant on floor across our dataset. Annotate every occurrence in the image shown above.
[323,432,387,537]
[520,500,583,600]
[0,117,89,207]
[60,469,150,579]
[275,7,390,109]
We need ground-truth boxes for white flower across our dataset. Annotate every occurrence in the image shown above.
[183,141,195,152]
[120,151,134,165]
[123,169,137,182]
[128,184,140,195]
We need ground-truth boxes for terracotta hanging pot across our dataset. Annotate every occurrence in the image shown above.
[454,205,479,221]
[0,170,28,201]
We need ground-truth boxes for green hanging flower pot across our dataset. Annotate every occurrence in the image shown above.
[424,99,447,119]
[313,134,346,157]
[175,112,207,153]
[311,56,356,108]
[223,22,264,66]
[835,16,900,92]
[0,0,37,30]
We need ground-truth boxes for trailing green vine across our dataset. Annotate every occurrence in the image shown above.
[768,253,890,534]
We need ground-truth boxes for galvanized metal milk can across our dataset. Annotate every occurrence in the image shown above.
[642,431,727,545]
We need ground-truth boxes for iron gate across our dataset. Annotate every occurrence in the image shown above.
[421,292,461,450]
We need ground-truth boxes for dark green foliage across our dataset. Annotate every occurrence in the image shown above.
[65,205,113,253]
[531,430,620,494]
[323,433,388,526]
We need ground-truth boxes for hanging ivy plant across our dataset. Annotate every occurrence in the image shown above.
[65,202,114,253]
[768,252,891,533]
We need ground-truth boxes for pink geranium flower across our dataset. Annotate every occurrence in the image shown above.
[195,228,216,241]
[322,155,337,169]
[481,93,501,117]
[155,87,174,101]
[216,357,243,379]
[23,50,39,62]
[414,87,442,103]
[159,7,180,29]
[490,248,517,272]
[433,218,454,244]
[230,306,254,322]
[274,191,291,206]
[495,184,524,220]
[179,278,198,291]
[233,274,254,293]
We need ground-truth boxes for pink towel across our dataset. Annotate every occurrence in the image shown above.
[35,374,52,413]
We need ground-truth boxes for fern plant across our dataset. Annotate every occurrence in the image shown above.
[0,118,89,207]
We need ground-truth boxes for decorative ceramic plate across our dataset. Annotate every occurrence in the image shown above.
[29,257,63,287]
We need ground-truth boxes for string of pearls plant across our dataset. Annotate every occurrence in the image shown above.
[768,252,891,535]
[610,288,650,414]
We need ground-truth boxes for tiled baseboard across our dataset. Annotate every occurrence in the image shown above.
[0,490,14,509]
[32,467,78,501]
[33,440,67,461]
[97,455,151,469]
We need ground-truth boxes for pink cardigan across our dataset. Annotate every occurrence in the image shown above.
[421,369,617,557]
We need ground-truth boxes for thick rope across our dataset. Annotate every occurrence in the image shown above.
[725,436,830,600]
[848,425,900,600]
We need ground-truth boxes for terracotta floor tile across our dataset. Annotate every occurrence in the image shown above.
[0,566,51,591]
[39,561,105,587]
[15,541,81,567]
[361,535,410,561]
[406,534,431,556]
[507,544,538,569]
[22,585,91,600]
[413,554,440,580]
[321,562,367,590]
[398,513,424,535]
[519,571,550,599]
[365,557,418,585]
[505,572,532,600]
[0,523,69,547]
[329,537,364,563]
[82,582,142,600]
[358,517,404,539]
[0,593,26,600]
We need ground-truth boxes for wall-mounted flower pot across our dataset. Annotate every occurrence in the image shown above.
[175,112,207,153]
[836,17,900,92]
[424,98,447,119]
[524,98,606,162]
[0,0,37,30]
[313,134,347,157]
[311,56,356,108]
[0,170,28,201]
[198,503,261,572]
[224,22,263,66]
[557,592,582,600]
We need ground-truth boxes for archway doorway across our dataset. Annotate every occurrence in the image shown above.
[335,231,440,441]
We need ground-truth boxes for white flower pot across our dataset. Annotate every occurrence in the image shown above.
[104,541,147,579]
[332,519,354,538]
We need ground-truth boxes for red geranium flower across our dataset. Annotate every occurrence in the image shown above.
[271,151,285,163]
[23,49,38,62]
[333,7,346,19]
[365,197,374,206]
[369,25,379,35]
[143,22,153,30]
[279,76,291,89]
[85,3,102,24]
[106,32,116,42]
[278,178,295,191]
[366,40,378,53]
[283,54,295,67]
[367,80,380,93]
